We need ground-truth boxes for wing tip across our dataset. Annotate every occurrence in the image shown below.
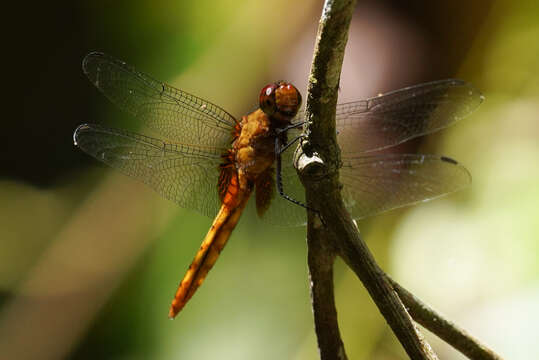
[82,51,130,87]
[73,123,92,147]
[440,155,472,186]
[447,78,485,105]
[82,51,104,75]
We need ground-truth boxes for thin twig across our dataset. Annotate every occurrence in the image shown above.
[347,218,502,359]
[298,0,437,359]
[387,276,504,360]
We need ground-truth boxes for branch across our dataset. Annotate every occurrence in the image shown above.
[298,1,504,359]
[298,0,437,359]
[387,277,504,360]
[308,228,347,360]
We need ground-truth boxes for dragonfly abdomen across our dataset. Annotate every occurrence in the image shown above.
[169,180,251,318]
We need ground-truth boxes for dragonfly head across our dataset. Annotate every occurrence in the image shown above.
[259,81,302,124]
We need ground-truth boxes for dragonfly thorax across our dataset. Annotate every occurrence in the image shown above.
[233,109,276,176]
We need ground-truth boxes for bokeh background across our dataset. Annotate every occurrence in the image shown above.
[1,0,538,359]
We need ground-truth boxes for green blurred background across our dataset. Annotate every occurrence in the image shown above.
[1,0,538,359]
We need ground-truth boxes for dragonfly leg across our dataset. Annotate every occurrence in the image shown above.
[274,137,322,221]
[275,121,306,154]
[275,121,306,135]
[277,134,305,154]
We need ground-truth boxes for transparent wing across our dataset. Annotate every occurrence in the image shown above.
[74,123,223,218]
[254,127,308,226]
[295,79,483,154]
[260,151,471,224]
[340,153,471,220]
[267,80,480,224]
[83,52,236,149]
[337,79,483,153]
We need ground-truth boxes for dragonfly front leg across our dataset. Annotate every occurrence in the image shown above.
[275,121,306,135]
[275,120,307,154]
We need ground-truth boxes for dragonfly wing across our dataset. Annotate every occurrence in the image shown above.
[253,128,307,226]
[83,52,236,148]
[74,124,223,218]
[336,79,483,154]
[340,153,471,220]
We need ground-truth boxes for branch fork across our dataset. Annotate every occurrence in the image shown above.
[298,1,503,359]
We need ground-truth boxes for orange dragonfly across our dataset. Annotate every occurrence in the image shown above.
[74,52,482,318]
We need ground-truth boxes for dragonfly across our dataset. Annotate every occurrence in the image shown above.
[74,52,483,318]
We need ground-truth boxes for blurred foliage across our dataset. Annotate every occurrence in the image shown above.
[1,0,538,359]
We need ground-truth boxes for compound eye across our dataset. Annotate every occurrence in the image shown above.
[275,83,301,117]
[259,83,278,115]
